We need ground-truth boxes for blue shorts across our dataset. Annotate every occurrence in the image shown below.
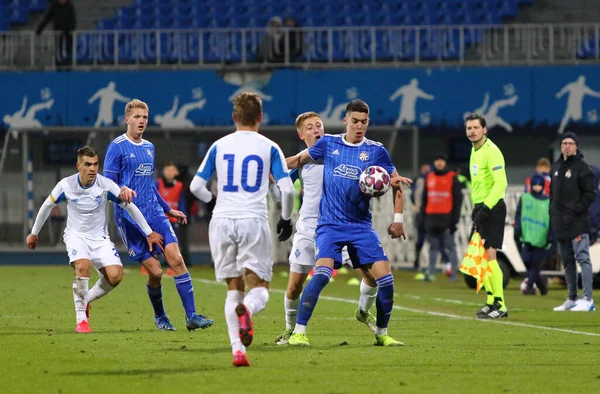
[117,214,178,262]
[315,224,388,267]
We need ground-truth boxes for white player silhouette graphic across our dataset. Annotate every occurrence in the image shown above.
[154,95,207,128]
[464,92,519,132]
[2,96,55,128]
[88,82,130,128]
[319,87,359,127]
[556,75,600,134]
[389,78,434,127]
[228,82,273,102]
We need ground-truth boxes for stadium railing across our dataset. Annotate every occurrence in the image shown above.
[0,23,599,70]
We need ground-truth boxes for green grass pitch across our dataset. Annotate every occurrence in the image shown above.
[1,265,599,394]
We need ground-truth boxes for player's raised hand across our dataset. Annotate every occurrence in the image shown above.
[387,222,406,240]
[167,209,187,225]
[390,175,413,188]
[119,186,137,203]
[146,231,164,252]
[26,234,38,250]
[277,217,293,241]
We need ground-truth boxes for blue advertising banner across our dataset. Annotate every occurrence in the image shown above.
[1,66,599,135]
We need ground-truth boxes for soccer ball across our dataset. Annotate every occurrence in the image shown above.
[359,166,391,197]
[520,278,538,295]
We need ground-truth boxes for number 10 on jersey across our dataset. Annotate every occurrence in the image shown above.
[223,154,264,193]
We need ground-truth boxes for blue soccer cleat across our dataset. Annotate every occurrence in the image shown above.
[155,315,176,331]
[186,314,214,331]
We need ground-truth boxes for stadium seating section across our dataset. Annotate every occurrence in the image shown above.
[2,0,542,63]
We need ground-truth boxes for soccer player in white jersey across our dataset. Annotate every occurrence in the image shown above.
[190,92,294,367]
[26,146,163,333]
[271,112,381,345]
[285,100,412,347]
[104,99,213,332]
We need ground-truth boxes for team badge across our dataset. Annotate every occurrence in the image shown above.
[146,148,153,157]
[295,249,301,258]
[565,169,572,179]
[472,164,478,176]
[95,195,102,205]
[359,151,369,161]
[71,249,77,256]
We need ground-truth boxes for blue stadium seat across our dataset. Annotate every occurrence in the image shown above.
[28,0,48,13]
[88,0,535,62]
[10,6,29,25]
[0,15,10,31]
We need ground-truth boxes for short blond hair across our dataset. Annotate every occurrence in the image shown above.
[233,92,262,126]
[295,111,320,131]
[125,99,149,116]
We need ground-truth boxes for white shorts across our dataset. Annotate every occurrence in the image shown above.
[209,217,273,282]
[63,234,122,270]
[289,219,351,272]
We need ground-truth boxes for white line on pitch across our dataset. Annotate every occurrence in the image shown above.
[191,277,600,338]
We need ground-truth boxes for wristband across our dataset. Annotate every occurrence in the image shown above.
[393,213,404,223]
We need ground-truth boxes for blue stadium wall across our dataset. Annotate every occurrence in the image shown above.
[1,65,600,135]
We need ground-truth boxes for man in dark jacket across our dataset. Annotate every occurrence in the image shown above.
[550,132,596,311]
[35,0,77,66]
[420,154,463,281]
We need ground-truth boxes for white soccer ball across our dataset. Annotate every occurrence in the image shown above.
[359,166,391,197]
[520,278,538,295]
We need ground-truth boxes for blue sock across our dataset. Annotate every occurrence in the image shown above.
[296,266,332,325]
[146,284,166,319]
[375,274,394,329]
[174,272,196,319]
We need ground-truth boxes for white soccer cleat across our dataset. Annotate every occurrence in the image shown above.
[570,299,595,312]
[553,299,577,311]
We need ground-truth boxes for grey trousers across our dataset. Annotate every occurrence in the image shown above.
[559,233,593,301]
[427,229,458,278]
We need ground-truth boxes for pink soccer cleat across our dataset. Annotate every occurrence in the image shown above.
[76,320,92,333]
[232,351,250,367]
[235,304,254,347]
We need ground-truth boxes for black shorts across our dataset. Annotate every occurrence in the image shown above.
[472,200,506,249]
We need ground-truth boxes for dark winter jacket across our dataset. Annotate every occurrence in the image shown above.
[36,0,76,34]
[420,167,463,232]
[550,152,596,241]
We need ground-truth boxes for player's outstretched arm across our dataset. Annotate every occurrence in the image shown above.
[390,174,413,188]
[27,182,66,250]
[190,175,214,203]
[276,176,294,242]
[27,198,54,250]
[285,151,312,170]
[166,209,187,225]
[118,201,164,252]
[387,170,406,240]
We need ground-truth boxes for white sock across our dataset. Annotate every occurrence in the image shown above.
[225,290,245,354]
[86,276,115,304]
[284,295,300,330]
[358,280,378,312]
[375,327,388,336]
[294,323,307,335]
[243,287,269,317]
[73,277,89,324]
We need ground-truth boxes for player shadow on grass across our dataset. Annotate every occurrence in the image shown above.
[63,366,225,376]
[159,343,367,354]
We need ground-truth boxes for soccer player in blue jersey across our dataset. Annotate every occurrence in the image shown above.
[104,99,213,331]
[285,100,412,347]
[190,92,294,367]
